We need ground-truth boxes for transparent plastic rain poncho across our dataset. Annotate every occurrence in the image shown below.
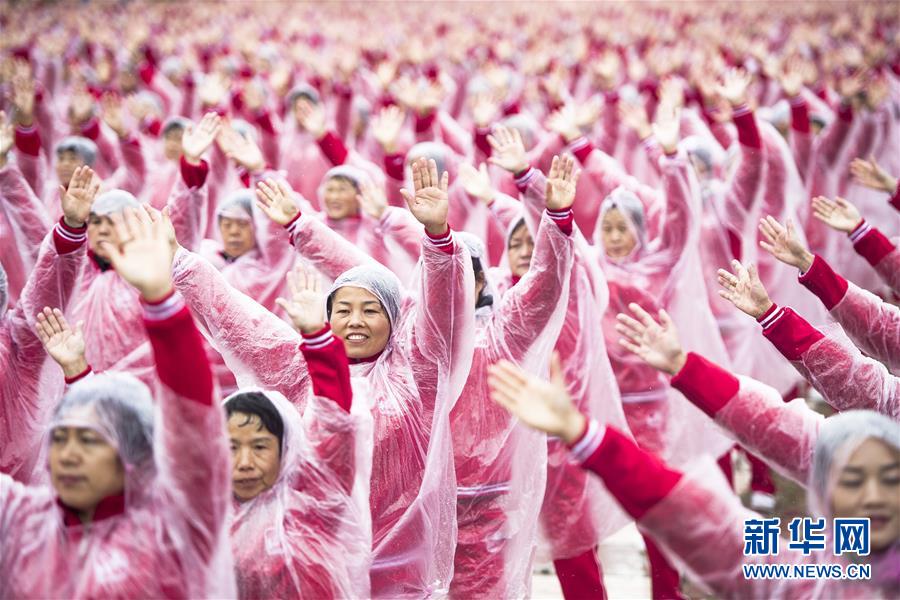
[0,371,235,598]
[784,322,899,421]
[1,229,83,484]
[0,163,51,306]
[72,192,157,386]
[171,234,475,597]
[825,280,900,376]
[449,213,574,598]
[512,167,634,561]
[226,389,374,598]
[591,155,733,467]
[689,127,802,397]
[638,410,900,599]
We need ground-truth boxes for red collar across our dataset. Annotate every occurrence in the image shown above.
[350,350,383,364]
[58,492,126,527]
[511,275,521,286]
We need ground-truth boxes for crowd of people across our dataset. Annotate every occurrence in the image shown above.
[0,1,898,598]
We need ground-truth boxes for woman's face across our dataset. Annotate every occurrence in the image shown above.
[163,128,184,161]
[49,426,125,521]
[830,438,900,552]
[323,178,359,220]
[56,150,86,187]
[601,208,638,259]
[219,216,256,259]
[87,214,120,259]
[507,223,534,278]
[330,286,391,359]
[228,412,281,503]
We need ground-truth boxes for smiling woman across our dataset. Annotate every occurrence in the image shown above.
[328,286,393,360]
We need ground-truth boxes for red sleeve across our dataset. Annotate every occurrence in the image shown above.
[474,126,492,158]
[300,324,352,413]
[143,290,214,406]
[798,255,849,310]
[836,101,853,123]
[513,165,535,194]
[415,111,437,134]
[849,220,896,267]
[253,110,276,136]
[569,136,595,165]
[79,116,101,141]
[424,225,454,255]
[545,207,574,235]
[731,104,762,149]
[383,152,405,181]
[574,423,683,520]
[14,125,41,157]
[52,218,88,255]
[65,365,93,385]
[316,130,349,166]
[179,156,210,189]
[789,96,810,134]
[758,304,825,361]
[669,352,740,418]
[890,181,900,212]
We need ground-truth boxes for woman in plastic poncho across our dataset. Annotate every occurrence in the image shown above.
[0,207,234,598]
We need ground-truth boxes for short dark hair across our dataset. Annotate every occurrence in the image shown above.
[472,256,493,308]
[224,391,285,454]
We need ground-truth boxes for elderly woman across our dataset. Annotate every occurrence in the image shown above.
[223,276,372,598]
[0,207,233,598]
[171,157,475,597]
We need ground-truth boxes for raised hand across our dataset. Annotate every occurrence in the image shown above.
[69,86,96,127]
[837,69,866,101]
[11,73,35,126]
[546,105,581,143]
[615,303,686,376]
[217,122,265,173]
[574,96,602,129]
[35,307,88,379]
[418,80,446,115]
[487,125,529,174]
[356,179,389,220]
[717,259,773,319]
[849,156,897,194]
[100,93,128,139]
[470,91,499,128]
[487,354,586,444]
[652,102,681,155]
[618,101,652,139]
[371,105,405,154]
[810,196,863,234]
[255,178,300,225]
[101,206,175,302]
[458,163,495,204]
[198,73,228,107]
[657,77,685,110]
[275,262,327,335]
[545,155,580,211]
[778,58,804,97]
[758,216,814,271]
[716,67,752,107]
[400,158,449,236]
[59,166,100,228]
[182,112,222,165]
[295,97,326,138]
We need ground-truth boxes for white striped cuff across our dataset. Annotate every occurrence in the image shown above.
[731,104,752,118]
[514,166,536,187]
[621,389,668,404]
[568,136,590,153]
[546,208,573,222]
[570,419,604,464]
[425,229,453,248]
[758,306,786,331]
[54,222,87,243]
[457,481,511,498]
[848,220,871,244]
[143,291,185,321]
[641,136,658,149]
[285,217,301,240]
[300,328,334,350]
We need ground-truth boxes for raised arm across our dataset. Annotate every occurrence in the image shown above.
[763,206,899,373]
[488,156,577,362]
[100,205,229,563]
[172,244,311,402]
[401,158,476,401]
[256,178,375,280]
[718,259,899,420]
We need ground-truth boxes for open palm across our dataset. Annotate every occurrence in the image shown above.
[400,158,449,235]
[35,307,86,375]
[615,304,686,375]
[545,155,580,211]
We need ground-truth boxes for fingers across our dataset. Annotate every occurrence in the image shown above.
[489,359,529,389]
[548,155,560,180]
[614,312,646,339]
[617,337,644,357]
[411,158,424,191]
[549,351,565,386]
[627,302,657,328]
[427,158,439,189]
